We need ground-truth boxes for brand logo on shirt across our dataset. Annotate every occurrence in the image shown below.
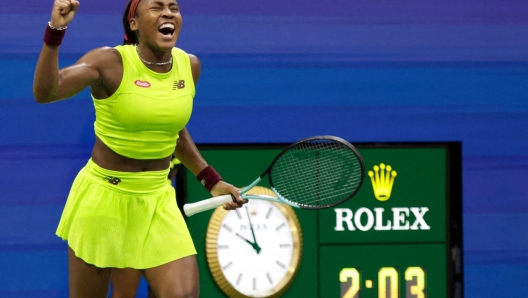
[135,80,151,88]
[173,80,185,90]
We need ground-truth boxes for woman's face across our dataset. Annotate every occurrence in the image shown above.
[130,0,182,50]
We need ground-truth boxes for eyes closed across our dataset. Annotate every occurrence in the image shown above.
[149,3,179,13]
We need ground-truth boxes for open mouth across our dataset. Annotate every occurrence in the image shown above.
[158,23,175,36]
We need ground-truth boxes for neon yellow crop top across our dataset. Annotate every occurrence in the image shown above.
[93,45,195,160]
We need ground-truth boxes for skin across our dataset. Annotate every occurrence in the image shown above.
[110,268,144,298]
[110,256,161,298]
[33,0,247,297]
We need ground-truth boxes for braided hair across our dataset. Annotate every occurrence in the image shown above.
[122,0,138,45]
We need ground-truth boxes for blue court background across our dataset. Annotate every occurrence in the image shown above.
[0,0,527,297]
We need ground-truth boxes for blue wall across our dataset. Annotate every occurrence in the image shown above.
[0,0,527,297]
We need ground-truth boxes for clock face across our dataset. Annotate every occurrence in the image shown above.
[206,188,303,298]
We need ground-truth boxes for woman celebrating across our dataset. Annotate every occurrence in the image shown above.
[33,0,246,297]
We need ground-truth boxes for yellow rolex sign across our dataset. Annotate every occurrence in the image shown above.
[319,147,447,244]
[368,163,397,201]
[333,162,431,233]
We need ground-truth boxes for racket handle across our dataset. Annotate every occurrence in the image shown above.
[183,194,233,217]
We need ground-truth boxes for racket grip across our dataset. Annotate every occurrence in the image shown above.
[183,195,233,217]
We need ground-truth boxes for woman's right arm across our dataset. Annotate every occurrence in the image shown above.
[33,0,102,103]
[33,45,105,103]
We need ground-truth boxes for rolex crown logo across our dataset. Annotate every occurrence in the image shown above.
[249,205,258,216]
[368,163,397,201]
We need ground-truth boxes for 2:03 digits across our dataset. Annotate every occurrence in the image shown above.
[340,267,426,298]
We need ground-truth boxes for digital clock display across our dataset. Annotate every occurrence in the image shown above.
[321,244,446,297]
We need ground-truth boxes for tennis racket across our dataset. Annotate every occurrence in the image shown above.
[183,135,365,217]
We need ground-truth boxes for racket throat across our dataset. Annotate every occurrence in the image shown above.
[240,177,263,194]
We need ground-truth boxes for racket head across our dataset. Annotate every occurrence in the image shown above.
[266,136,365,209]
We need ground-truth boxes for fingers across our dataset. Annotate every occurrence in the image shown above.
[71,0,81,11]
[222,192,248,210]
[223,200,247,210]
[54,0,71,14]
[210,181,247,210]
[231,192,246,206]
[51,0,80,27]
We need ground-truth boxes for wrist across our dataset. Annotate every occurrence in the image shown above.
[48,22,68,30]
[196,165,223,192]
[43,22,67,47]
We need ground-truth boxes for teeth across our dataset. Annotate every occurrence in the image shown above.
[159,23,175,30]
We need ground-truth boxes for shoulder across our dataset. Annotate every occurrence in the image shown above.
[187,53,201,70]
[77,46,122,69]
[172,47,200,68]
[75,47,124,89]
[185,52,201,85]
[171,48,200,84]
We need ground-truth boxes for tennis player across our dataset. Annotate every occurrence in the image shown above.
[33,0,246,297]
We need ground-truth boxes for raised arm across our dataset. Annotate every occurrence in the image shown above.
[33,0,108,103]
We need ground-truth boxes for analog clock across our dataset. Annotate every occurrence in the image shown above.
[206,186,303,298]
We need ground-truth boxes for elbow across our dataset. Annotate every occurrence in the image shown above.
[33,94,47,104]
[32,87,54,104]
[33,95,50,104]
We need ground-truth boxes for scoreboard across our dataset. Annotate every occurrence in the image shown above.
[181,142,463,298]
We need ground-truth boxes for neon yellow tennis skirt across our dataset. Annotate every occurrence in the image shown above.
[56,159,196,269]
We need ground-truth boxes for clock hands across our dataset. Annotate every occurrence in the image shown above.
[245,206,262,254]
[235,233,261,254]
[232,206,262,254]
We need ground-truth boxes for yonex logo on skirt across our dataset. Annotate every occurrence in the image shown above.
[103,176,122,185]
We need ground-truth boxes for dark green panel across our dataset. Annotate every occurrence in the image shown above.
[182,143,460,298]
[319,148,447,244]
[185,147,319,297]
[320,244,447,298]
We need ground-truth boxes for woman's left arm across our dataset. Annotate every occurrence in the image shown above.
[173,54,245,210]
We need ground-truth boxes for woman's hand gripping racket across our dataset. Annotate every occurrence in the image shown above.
[183,136,365,217]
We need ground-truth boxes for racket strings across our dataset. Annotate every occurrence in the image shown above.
[270,140,363,208]
[283,156,361,205]
[274,149,359,205]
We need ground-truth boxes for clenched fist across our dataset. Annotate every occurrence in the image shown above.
[50,0,80,28]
